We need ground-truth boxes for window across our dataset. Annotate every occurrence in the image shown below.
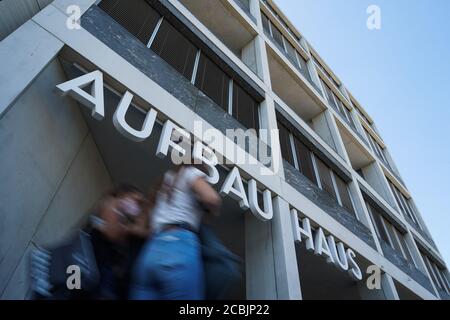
[262,11,315,86]
[271,24,285,50]
[335,175,355,214]
[322,80,338,111]
[364,128,389,164]
[392,227,415,263]
[232,82,260,130]
[99,0,161,44]
[297,53,309,72]
[277,114,356,215]
[195,53,230,111]
[367,203,390,244]
[151,20,198,80]
[367,201,415,264]
[388,181,421,228]
[236,0,250,11]
[339,101,356,129]
[284,40,299,67]
[316,158,336,199]
[278,121,294,166]
[100,0,260,135]
[261,13,271,36]
[293,137,317,185]
[421,251,450,294]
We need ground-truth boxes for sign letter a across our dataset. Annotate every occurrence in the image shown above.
[56,70,105,120]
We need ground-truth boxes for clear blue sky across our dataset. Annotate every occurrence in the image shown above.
[275,0,450,266]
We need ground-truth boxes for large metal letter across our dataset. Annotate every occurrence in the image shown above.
[112,91,157,142]
[248,179,273,221]
[220,167,249,210]
[56,70,104,120]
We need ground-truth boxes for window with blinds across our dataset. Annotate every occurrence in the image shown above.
[367,201,416,265]
[195,53,230,111]
[367,203,390,244]
[151,20,198,80]
[99,0,161,44]
[335,175,355,214]
[277,121,294,166]
[293,137,317,185]
[316,158,336,199]
[99,0,261,132]
[388,181,421,228]
[232,82,260,131]
[421,251,450,295]
[277,114,356,216]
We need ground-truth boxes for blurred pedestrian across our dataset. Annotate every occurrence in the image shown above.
[130,164,221,300]
[90,184,149,299]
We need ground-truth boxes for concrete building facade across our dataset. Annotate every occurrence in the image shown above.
[0,0,449,300]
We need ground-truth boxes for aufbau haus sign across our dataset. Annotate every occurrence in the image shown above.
[55,70,363,281]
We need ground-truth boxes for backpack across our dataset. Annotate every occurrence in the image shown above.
[30,230,100,299]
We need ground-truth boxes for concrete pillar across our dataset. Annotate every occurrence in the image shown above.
[362,161,398,211]
[381,273,400,300]
[0,20,63,117]
[404,232,427,273]
[323,110,351,164]
[311,111,337,152]
[271,196,302,299]
[306,59,325,98]
[241,38,259,76]
[245,214,277,300]
[348,176,383,254]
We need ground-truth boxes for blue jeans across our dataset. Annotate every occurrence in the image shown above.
[130,229,204,300]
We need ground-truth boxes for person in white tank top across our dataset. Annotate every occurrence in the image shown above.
[130,164,221,300]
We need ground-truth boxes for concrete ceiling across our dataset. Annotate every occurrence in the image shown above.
[267,47,323,122]
[179,0,256,56]
[338,121,374,170]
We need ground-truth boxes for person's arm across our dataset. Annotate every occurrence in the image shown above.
[191,176,222,215]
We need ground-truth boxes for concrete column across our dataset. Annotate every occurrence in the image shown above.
[271,196,302,299]
[251,0,271,90]
[241,38,259,76]
[0,20,63,117]
[351,110,369,143]
[245,214,277,300]
[306,59,325,98]
[311,111,337,152]
[363,161,398,211]
[259,97,285,178]
[348,175,383,253]
[323,110,351,164]
[381,273,400,300]
[404,232,427,273]
[300,39,326,100]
